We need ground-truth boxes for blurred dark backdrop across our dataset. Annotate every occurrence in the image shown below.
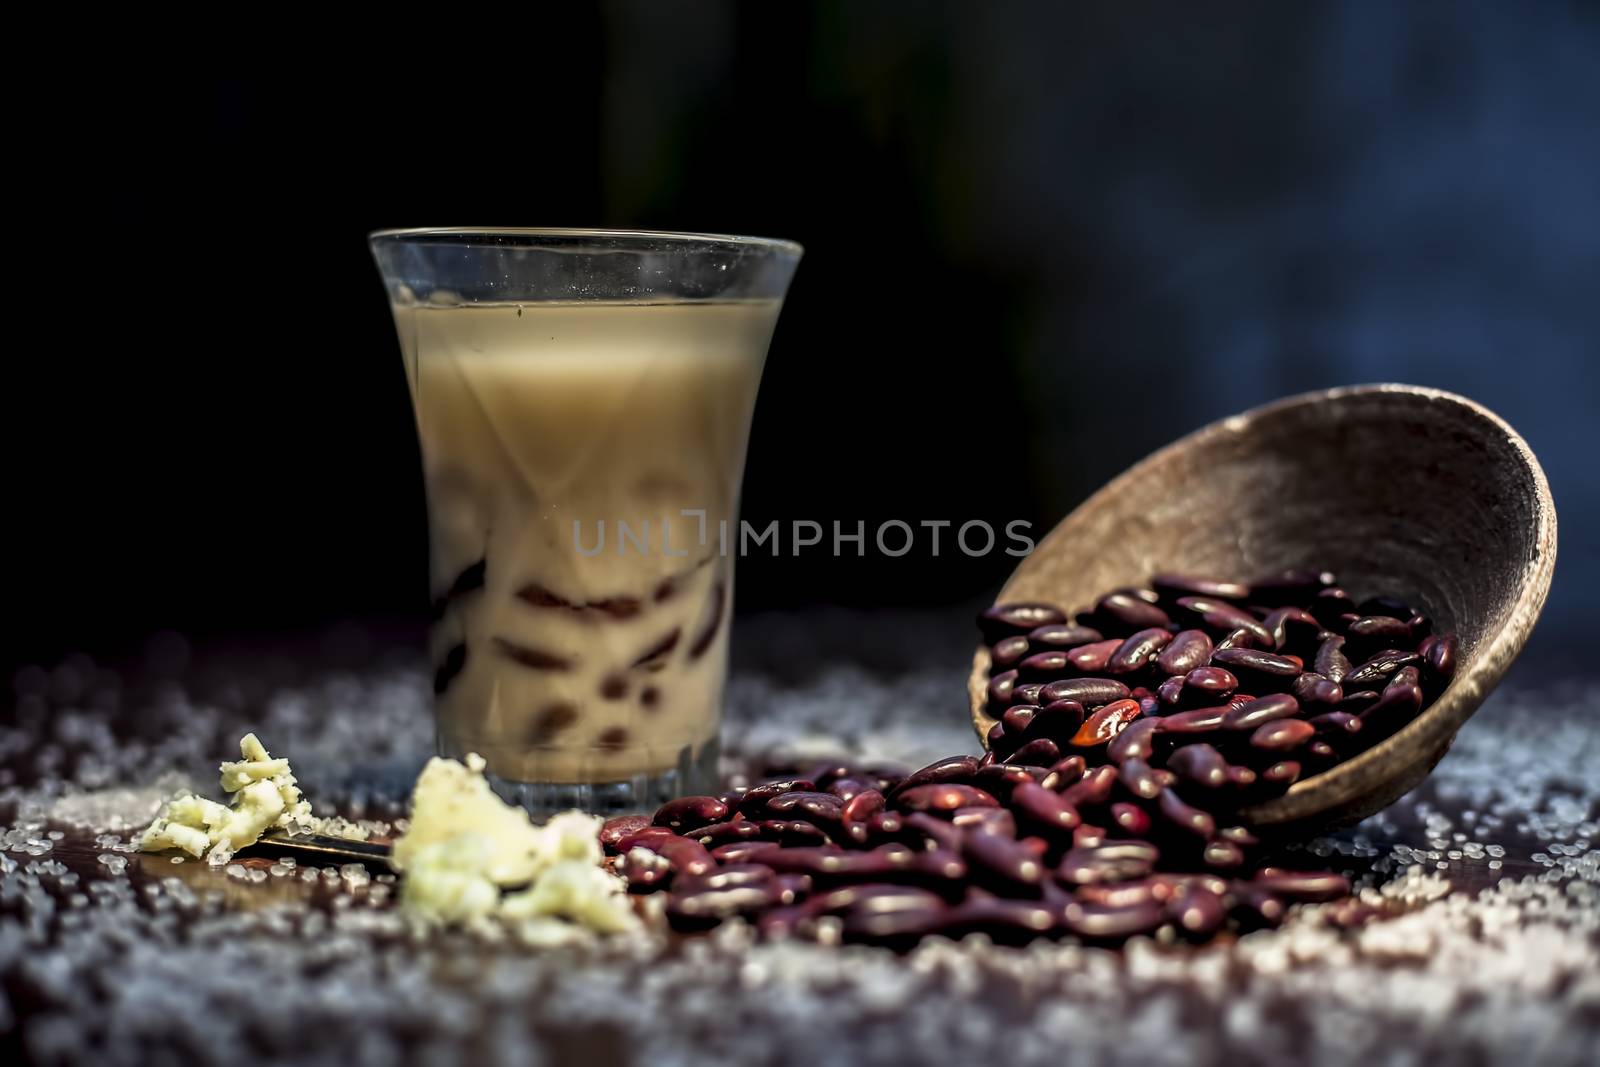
[6,2,1597,676]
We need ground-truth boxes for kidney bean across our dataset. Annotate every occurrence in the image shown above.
[823,777,872,802]
[1291,672,1344,706]
[1107,627,1174,674]
[692,818,763,849]
[1088,591,1171,634]
[1118,757,1164,800]
[1336,689,1380,714]
[939,897,1058,944]
[1059,765,1118,809]
[1157,789,1215,839]
[1107,718,1162,763]
[1250,718,1316,752]
[1407,613,1433,638]
[1024,699,1085,743]
[894,784,999,814]
[1157,675,1187,706]
[764,791,846,827]
[886,756,978,800]
[615,825,679,853]
[1211,647,1304,691]
[738,779,816,818]
[599,815,653,853]
[1311,587,1357,627]
[1202,839,1247,869]
[1167,884,1227,939]
[1306,740,1337,762]
[1007,782,1081,837]
[1152,573,1252,602]
[647,836,716,876]
[653,795,729,833]
[1039,677,1131,707]
[1109,802,1153,835]
[1156,630,1213,675]
[1019,650,1080,679]
[842,788,886,826]
[759,820,832,847]
[1421,632,1459,685]
[978,602,1067,643]
[1002,737,1062,767]
[1046,637,1114,674]
[1247,568,1335,605]
[986,669,1019,709]
[674,863,777,895]
[1261,761,1301,785]
[952,807,1017,837]
[1253,869,1351,902]
[1221,693,1301,731]
[1040,755,1088,791]
[1306,710,1364,740]
[1214,627,1266,652]
[1346,615,1414,647]
[1057,841,1161,885]
[1361,665,1424,725]
[1013,682,1046,706]
[986,722,1012,756]
[962,831,1047,894]
[809,883,946,917]
[1227,764,1258,787]
[1344,648,1421,688]
[971,763,1039,802]
[1313,634,1352,683]
[991,635,1030,668]
[1166,743,1229,789]
[1230,885,1288,929]
[710,840,781,863]
[1026,623,1105,649]
[1070,699,1144,747]
[667,883,785,930]
[902,812,962,851]
[998,706,1037,741]
[1159,705,1229,734]
[1185,666,1238,694]
[1176,596,1275,648]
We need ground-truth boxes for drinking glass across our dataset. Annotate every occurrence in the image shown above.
[370,228,801,814]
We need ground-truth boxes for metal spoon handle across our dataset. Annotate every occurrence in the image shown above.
[250,830,395,870]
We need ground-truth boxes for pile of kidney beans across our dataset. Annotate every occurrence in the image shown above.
[601,568,1458,949]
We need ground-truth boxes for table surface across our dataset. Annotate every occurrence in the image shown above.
[1,617,1596,1067]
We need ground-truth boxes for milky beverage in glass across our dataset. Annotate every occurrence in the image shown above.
[371,231,800,813]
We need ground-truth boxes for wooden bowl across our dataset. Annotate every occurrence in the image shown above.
[968,384,1557,835]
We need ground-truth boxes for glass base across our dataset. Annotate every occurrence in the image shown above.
[479,738,721,819]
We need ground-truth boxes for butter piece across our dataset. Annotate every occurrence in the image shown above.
[139,733,317,858]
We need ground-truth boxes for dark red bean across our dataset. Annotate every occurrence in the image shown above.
[1061,899,1166,942]
[986,669,1019,709]
[1336,689,1380,714]
[1344,648,1421,688]
[1005,737,1063,768]
[1059,765,1118,808]
[1250,718,1316,752]
[1202,839,1247,869]
[1214,627,1267,652]
[1008,782,1082,838]
[1156,630,1213,675]
[1118,757,1164,800]
[666,883,784,930]
[1360,665,1424,725]
[1166,743,1229,789]
[823,777,872,802]
[759,820,832,847]
[1093,592,1172,634]
[1109,802,1153,835]
[1184,666,1238,694]
[1261,761,1301,785]
[615,825,679,853]
[808,883,946,917]
[886,757,978,800]
[1211,647,1303,689]
[970,763,1038,801]
[692,819,763,848]
[1018,650,1077,679]
[1000,705,1040,737]
[1308,711,1363,736]
[764,791,846,824]
[1039,755,1087,792]
[938,898,1058,944]
[1291,672,1344,706]
[1314,635,1352,683]
[1167,885,1227,939]
[1248,568,1336,605]
[986,722,1011,756]
[951,807,1016,836]
[1407,613,1433,638]
[1421,632,1459,685]
[1157,675,1187,706]
[653,795,730,833]
[1230,885,1288,928]
[738,779,816,818]
[978,602,1067,643]
[1261,607,1322,652]
[1228,764,1258,787]
[1253,869,1351,902]
[599,815,653,853]
[1026,623,1104,650]
[962,831,1046,894]
[894,784,999,815]
[1040,677,1131,707]
[1054,638,1117,674]
[1221,693,1301,731]
[1106,718,1162,763]
[1070,699,1143,747]
[1176,597,1275,648]
[1157,789,1215,839]
[1057,841,1161,885]
[1347,615,1414,646]
[674,863,777,894]
[903,812,962,851]
[1027,700,1086,743]
[1152,573,1252,602]
[618,849,672,891]
[1159,705,1229,734]
[991,635,1031,668]
[842,788,886,826]
[649,836,716,876]
[710,840,780,863]
[1107,627,1174,674]
[1013,682,1046,706]
[1311,587,1357,627]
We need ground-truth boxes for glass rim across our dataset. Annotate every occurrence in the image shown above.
[368,226,803,256]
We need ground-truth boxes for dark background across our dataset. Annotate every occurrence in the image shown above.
[6,2,1597,678]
